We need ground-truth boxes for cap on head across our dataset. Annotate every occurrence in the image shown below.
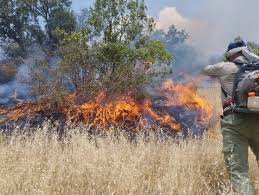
[226,38,247,58]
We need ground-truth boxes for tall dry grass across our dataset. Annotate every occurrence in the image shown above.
[0,126,258,194]
[0,85,258,194]
[0,129,230,194]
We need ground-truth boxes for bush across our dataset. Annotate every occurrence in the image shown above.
[31,0,172,104]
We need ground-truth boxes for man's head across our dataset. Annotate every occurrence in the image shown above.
[226,38,247,62]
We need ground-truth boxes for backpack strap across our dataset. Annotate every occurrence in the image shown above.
[221,87,229,98]
[232,64,246,106]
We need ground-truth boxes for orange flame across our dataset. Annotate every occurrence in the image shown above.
[68,93,142,127]
[0,80,213,132]
[160,80,212,122]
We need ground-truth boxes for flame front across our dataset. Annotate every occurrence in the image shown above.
[160,80,212,122]
[0,80,213,133]
[69,93,142,127]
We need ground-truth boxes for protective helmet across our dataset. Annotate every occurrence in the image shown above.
[226,39,247,58]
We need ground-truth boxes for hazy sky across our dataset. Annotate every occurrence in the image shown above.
[71,0,206,17]
[71,0,259,56]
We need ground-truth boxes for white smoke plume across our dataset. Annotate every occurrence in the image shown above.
[156,1,259,56]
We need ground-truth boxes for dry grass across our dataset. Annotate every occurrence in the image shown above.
[198,83,222,115]
[0,129,230,194]
[0,85,258,194]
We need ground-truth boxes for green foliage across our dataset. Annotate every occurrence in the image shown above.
[247,42,259,56]
[0,0,42,57]
[165,25,189,45]
[85,0,171,95]
[0,0,76,58]
[49,9,76,33]
[1,0,173,104]
[58,30,99,98]
[88,0,155,43]
[152,25,189,51]
[39,0,172,102]
[23,0,76,47]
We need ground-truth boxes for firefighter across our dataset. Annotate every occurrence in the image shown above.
[202,38,259,195]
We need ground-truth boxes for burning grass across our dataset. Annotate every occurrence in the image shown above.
[0,80,214,137]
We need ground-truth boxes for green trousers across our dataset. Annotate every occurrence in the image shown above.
[221,112,259,195]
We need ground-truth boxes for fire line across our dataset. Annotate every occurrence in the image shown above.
[0,80,213,135]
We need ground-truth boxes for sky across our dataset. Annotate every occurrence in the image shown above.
[71,0,206,17]
[71,0,259,56]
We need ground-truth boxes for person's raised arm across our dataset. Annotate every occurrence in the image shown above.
[201,62,225,76]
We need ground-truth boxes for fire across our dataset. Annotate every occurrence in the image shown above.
[160,80,212,121]
[69,93,142,127]
[142,100,181,130]
[0,80,213,134]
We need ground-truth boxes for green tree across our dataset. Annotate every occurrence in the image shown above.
[0,0,44,57]
[0,0,75,57]
[38,0,171,102]
[86,0,171,94]
[48,9,76,44]
[152,25,189,51]
[152,25,196,72]
[23,0,76,47]
[164,25,189,48]
[56,0,171,100]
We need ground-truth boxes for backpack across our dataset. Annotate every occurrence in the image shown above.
[231,63,259,114]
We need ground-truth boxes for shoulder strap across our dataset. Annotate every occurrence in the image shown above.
[221,87,229,98]
[233,62,244,66]
[234,61,259,67]
[232,65,247,105]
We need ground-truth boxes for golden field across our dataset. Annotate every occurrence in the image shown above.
[0,86,258,195]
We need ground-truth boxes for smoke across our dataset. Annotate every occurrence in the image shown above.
[156,1,259,56]
[0,46,46,106]
[154,10,216,74]
[0,64,32,106]
[156,7,211,56]
[200,0,259,52]
[0,48,3,60]
[156,7,192,31]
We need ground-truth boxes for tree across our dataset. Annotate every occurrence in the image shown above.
[152,25,189,52]
[0,0,76,57]
[0,0,44,57]
[86,0,171,94]
[152,25,202,72]
[23,0,76,47]
[37,0,171,102]
[50,10,76,33]
[88,0,154,43]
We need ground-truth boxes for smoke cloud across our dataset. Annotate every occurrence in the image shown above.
[155,8,214,74]
[0,46,46,106]
[156,1,259,56]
